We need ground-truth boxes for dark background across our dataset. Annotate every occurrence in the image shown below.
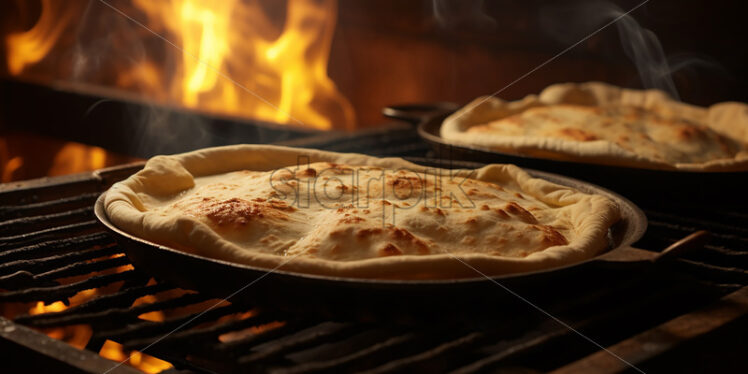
[1,0,747,127]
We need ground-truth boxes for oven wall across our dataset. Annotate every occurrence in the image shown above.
[1,0,746,129]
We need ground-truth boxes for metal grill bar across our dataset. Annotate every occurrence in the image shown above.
[0,232,112,262]
[0,269,146,303]
[236,322,357,365]
[14,283,174,326]
[100,303,245,348]
[550,286,748,374]
[128,310,291,350]
[33,255,131,282]
[275,332,418,374]
[0,245,121,277]
[0,130,746,373]
[0,207,94,235]
[0,192,100,220]
[0,221,101,249]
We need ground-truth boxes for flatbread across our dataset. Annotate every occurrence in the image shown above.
[105,145,620,279]
[440,82,748,171]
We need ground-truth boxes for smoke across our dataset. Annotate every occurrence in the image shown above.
[539,0,685,99]
[432,0,497,31]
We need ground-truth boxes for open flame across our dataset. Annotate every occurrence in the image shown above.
[5,0,354,130]
[100,340,173,374]
[128,0,354,129]
[4,0,78,75]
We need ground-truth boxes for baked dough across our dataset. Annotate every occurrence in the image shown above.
[105,145,619,279]
[440,82,748,171]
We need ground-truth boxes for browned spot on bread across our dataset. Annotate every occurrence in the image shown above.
[504,202,538,224]
[387,175,424,190]
[299,168,317,177]
[534,225,568,247]
[339,216,365,224]
[480,204,490,210]
[356,227,383,239]
[362,209,370,214]
[388,228,430,254]
[252,197,266,202]
[466,186,499,198]
[390,227,415,241]
[325,165,353,175]
[269,199,296,212]
[514,193,524,199]
[495,209,510,219]
[465,217,478,224]
[329,229,346,237]
[336,184,349,192]
[381,200,392,206]
[189,197,291,226]
[379,243,403,256]
[560,128,599,141]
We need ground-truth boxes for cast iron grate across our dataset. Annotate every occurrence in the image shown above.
[1,128,746,373]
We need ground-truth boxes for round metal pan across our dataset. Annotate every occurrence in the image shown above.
[94,163,705,312]
[385,103,748,205]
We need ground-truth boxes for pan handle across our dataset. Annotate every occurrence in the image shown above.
[382,102,460,125]
[654,230,710,263]
[598,230,709,264]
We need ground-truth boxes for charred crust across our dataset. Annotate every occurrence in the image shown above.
[379,243,403,256]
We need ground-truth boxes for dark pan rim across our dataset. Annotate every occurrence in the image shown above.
[418,110,748,175]
[94,166,647,287]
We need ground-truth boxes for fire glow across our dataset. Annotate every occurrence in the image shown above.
[4,0,354,130]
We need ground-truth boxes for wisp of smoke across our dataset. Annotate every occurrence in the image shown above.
[540,0,682,99]
[432,0,497,31]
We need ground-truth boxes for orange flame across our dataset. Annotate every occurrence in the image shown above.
[100,340,174,374]
[4,0,78,75]
[130,0,354,129]
[0,135,133,182]
[5,0,354,130]
[0,261,174,372]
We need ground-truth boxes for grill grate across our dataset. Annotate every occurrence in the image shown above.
[1,128,746,373]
